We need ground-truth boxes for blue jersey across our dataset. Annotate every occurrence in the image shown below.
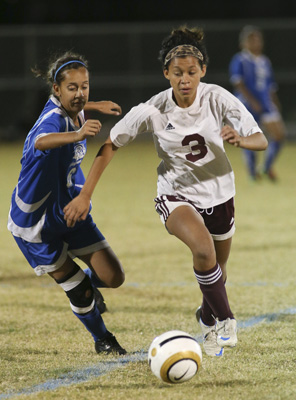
[229,50,278,120]
[8,95,87,243]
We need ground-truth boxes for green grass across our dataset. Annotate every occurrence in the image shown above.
[0,138,295,400]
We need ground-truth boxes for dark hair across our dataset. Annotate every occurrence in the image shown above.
[159,25,209,70]
[32,51,89,91]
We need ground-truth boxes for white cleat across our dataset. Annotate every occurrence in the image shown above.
[216,318,238,348]
[195,307,224,357]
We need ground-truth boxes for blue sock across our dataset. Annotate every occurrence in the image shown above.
[264,141,282,172]
[243,149,257,178]
[73,306,107,342]
[84,268,106,288]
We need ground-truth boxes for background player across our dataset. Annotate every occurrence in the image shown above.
[63,27,268,357]
[7,51,126,355]
[229,25,286,181]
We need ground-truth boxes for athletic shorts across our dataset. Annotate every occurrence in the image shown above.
[260,110,282,124]
[250,103,281,125]
[13,214,109,276]
[154,195,235,241]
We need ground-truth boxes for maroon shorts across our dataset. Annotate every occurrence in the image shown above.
[154,195,235,241]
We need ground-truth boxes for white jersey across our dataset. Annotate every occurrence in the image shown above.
[110,83,262,208]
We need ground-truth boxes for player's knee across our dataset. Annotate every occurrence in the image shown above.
[108,269,125,288]
[68,277,95,314]
[56,267,95,314]
[192,246,216,271]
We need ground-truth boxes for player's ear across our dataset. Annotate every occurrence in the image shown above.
[53,83,60,97]
[201,65,207,78]
[163,68,170,81]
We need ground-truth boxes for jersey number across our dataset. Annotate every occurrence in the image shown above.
[182,133,208,162]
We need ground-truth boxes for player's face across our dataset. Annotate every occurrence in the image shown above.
[245,32,264,55]
[164,56,206,108]
[53,67,89,120]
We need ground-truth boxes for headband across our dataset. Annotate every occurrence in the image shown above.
[164,44,204,67]
[54,60,87,82]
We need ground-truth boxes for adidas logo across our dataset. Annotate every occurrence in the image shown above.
[165,122,175,130]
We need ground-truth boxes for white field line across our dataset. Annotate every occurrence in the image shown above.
[0,307,295,399]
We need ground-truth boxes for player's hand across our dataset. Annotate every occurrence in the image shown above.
[76,119,102,141]
[63,193,91,228]
[87,101,122,116]
[221,125,242,147]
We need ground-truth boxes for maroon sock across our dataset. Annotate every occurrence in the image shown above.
[201,297,216,326]
[201,276,228,325]
[194,263,234,321]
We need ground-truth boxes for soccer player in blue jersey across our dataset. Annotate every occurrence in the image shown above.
[7,51,126,355]
[229,25,286,181]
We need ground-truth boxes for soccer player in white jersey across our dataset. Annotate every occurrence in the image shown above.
[64,27,268,357]
[229,26,286,181]
[7,51,126,355]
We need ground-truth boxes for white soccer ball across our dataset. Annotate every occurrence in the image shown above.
[148,330,202,384]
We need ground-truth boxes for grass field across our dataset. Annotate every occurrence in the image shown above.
[0,138,295,400]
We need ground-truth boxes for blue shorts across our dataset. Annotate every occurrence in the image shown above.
[247,101,281,125]
[13,214,109,276]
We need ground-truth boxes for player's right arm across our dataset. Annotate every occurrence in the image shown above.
[63,103,152,227]
[63,136,119,227]
[35,120,101,151]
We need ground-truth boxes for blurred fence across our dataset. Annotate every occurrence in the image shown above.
[0,18,295,140]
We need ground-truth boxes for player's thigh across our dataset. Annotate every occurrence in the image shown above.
[48,255,78,281]
[79,247,125,288]
[263,120,285,141]
[166,205,215,259]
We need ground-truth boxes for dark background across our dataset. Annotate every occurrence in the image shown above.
[1,0,296,140]
[1,0,296,24]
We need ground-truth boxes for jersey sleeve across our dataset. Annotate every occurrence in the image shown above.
[219,88,262,137]
[229,54,244,85]
[34,114,67,157]
[36,114,66,137]
[110,103,157,147]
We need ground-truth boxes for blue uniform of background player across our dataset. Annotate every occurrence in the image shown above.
[229,25,285,181]
[7,52,126,355]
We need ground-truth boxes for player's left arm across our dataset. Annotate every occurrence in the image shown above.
[84,101,122,116]
[221,125,268,150]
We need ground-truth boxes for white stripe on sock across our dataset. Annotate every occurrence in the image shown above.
[194,265,222,285]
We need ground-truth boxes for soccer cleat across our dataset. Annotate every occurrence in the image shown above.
[216,318,238,347]
[195,307,224,357]
[263,168,277,182]
[93,287,108,314]
[95,332,127,355]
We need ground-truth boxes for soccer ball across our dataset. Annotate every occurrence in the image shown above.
[148,330,202,384]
